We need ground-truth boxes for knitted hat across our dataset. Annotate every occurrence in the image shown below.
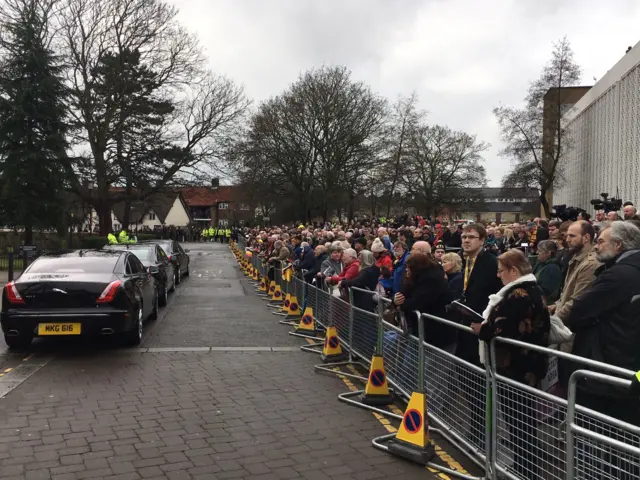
[435,241,446,252]
[371,238,386,253]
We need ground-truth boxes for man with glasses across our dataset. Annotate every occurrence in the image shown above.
[455,224,502,365]
[451,223,501,451]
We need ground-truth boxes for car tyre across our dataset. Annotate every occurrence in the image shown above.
[150,290,159,320]
[159,282,168,307]
[175,267,181,286]
[125,304,143,346]
[184,264,190,277]
[4,334,33,350]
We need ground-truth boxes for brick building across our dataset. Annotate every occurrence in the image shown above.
[179,185,254,227]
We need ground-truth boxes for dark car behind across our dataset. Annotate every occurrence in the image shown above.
[1,250,157,349]
[139,240,190,284]
[103,244,175,306]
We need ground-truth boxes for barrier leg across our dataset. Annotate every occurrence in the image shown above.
[312,290,368,380]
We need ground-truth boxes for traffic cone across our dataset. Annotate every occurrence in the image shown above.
[387,391,435,465]
[265,280,276,299]
[294,307,318,337]
[287,296,301,317]
[252,268,259,281]
[279,294,292,314]
[271,285,283,302]
[360,355,394,406]
[258,277,267,292]
[321,326,346,362]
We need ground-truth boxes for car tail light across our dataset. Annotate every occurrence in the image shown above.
[167,255,171,260]
[5,281,24,304]
[97,280,121,304]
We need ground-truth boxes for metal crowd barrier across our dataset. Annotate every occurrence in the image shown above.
[232,237,639,480]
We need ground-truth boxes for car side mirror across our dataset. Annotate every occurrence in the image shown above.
[184,249,190,253]
[148,265,160,275]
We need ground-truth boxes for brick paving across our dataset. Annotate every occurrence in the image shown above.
[0,243,446,479]
[0,350,432,479]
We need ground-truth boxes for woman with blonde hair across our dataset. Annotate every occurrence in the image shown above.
[476,248,550,479]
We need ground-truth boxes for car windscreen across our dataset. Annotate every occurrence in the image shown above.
[27,257,118,274]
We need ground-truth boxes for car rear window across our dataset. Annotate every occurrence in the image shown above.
[27,257,118,274]
[129,249,153,263]
[157,243,172,255]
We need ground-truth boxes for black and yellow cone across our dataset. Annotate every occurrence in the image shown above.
[321,326,347,362]
[287,296,301,317]
[280,294,292,313]
[360,354,394,406]
[271,285,283,302]
[266,280,276,299]
[294,307,318,337]
[252,268,259,281]
[258,277,267,292]
[387,391,435,465]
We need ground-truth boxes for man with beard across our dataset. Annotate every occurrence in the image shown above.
[565,222,640,475]
[550,221,601,329]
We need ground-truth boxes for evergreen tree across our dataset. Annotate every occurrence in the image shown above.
[0,0,71,243]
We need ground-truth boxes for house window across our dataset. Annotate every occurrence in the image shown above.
[114,223,120,230]
[240,203,250,211]
[148,213,156,220]
[218,203,229,210]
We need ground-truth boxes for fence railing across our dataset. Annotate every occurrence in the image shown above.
[237,236,639,480]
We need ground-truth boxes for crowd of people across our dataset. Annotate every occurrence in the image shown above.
[241,212,640,478]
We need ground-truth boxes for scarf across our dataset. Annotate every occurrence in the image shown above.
[478,273,537,364]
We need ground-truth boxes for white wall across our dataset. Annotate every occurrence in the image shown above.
[556,40,640,210]
[164,197,190,227]
[139,211,162,229]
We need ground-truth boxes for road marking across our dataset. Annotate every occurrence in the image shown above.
[305,337,470,478]
[136,346,302,353]
[0,354,54,398]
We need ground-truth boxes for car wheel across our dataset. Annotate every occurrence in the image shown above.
[126,304,143,346]
[184,264,190,277]
[150,289,159,320]
[159,282,168,307]
[4,334,33,350]
[175,267,181,286]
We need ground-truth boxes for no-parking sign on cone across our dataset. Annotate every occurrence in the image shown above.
[360,354,394,406]
[387,391,435,465]
[287,296,301,317]
[321,326,346,362]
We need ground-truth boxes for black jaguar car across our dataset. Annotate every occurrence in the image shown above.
[103,243,175,307]
[139,240,190,284]
[1,250,158,349]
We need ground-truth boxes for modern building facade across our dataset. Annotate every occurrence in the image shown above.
[554,40,640,211]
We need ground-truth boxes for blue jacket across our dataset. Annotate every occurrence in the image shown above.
[392,251,409,294]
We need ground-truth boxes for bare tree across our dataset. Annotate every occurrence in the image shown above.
[234,66,386,223]
[381,92,424,217]
[493,36,581,217]
[56,0,248,234]
[401,125,488,216]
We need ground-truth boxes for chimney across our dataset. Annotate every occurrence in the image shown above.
[211,177,219,190]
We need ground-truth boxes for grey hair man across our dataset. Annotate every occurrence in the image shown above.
[566,221,640,425]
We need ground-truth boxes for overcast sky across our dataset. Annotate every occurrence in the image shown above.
[168,0,640,186]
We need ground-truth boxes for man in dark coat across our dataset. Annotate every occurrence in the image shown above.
[567,221,640,426]
[452,224,502,451]
[455,224,503,366]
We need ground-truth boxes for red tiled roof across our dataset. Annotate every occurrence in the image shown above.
[178,186,234,207]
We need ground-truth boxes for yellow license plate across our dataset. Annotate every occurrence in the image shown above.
[38,323,82,335]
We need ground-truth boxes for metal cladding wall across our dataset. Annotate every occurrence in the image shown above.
[555,41,640,211]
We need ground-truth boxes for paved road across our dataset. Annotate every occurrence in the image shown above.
[0,242,471,479]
